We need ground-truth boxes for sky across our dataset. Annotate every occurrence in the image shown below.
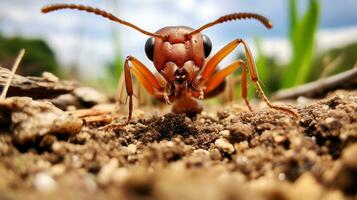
[0,0,357,79]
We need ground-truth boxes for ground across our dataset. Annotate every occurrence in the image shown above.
[0,90,356,200]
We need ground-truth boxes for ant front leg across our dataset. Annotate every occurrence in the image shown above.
[101,56,164,131]
[200,39,299,118]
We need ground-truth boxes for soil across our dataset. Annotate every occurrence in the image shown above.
[0,90,356,200]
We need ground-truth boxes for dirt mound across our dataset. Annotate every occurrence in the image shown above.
[0,92,356,199]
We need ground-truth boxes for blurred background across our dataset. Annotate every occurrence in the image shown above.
[0,0,356,98]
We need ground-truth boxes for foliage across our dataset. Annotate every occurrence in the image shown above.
[283,0,320,88]
[309,42,357,81]
[0,35,61,77]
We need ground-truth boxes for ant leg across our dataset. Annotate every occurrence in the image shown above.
[101,56,163,131]
[238,39,299,118]
[202,59,252,111]
[137,83,142,108]
[241,64,253,111]
[200,39,299,118]
[115,72,125,104]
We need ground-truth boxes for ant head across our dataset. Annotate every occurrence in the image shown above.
[144,26,212,62]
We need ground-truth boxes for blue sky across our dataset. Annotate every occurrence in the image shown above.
[0,0,357,79]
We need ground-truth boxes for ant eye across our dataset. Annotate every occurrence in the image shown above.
[145,37,155,61]
[202,34,212,58]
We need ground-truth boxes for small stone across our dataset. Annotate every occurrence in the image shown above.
[134,109,145,118]
[34,172,57,193]
[343,144,357,167]
[273,134,286,143]
[51,142,62,152]
[219,130,230,138]
[49,164,66,177]
[98,158,119,185]
[297,96,311,104]
[112,168,130,185]
[42,72,59,82]
[209,148,222,160]
[193,149,210,157]
[235,141,249,152]
[325,117,336,124]
[73,87,109,105]
[215,138,235,154]
[127,144,137,154]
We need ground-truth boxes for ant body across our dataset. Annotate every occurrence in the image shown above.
[42,4,298,130]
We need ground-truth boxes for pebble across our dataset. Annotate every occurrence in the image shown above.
[325,117,336,124]
[98,158,119,185]
[49,164,66,177]
[215,138,235,154]
[235,141,249,152]
[209,148,222,160]
[42,72,59,82]
[342,144,357,168]
[34,172,57,193]
[112,168,130,184]
[83,175,97,191]
[127,144,137,154]
[219,130,230,138]
[51,142,62,152]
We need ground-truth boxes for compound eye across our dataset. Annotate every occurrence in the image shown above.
[145,37,155,61]
[202,34,212,58]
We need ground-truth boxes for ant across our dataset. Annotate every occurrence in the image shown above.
[42,4,299,130]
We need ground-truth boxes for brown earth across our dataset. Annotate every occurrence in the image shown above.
[0,90,356,200]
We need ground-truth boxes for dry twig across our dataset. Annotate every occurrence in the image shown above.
[0,49,25,99]
[273,68,357,100]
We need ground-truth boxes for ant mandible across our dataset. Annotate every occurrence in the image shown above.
[42,4,299,130]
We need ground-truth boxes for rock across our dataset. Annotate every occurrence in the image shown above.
[0,97,83,144]
[42,72,59,82]
[342,144,357,168]
[127,144,137,154]
[34,172,57,193]
[209,148,222,160]
[215,138,235,154]
[49,164,66,177]
[97,158,119,185]
[112,168,130,185]
[73,87,109,106]
[219,130,230,138]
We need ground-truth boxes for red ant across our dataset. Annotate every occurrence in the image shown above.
[42,4,299,130]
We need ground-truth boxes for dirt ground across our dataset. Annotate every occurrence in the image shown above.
[0,89,356,200]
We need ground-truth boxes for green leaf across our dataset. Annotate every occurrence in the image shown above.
[283,0,320,88]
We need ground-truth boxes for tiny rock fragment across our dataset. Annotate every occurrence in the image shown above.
[342,144,357,168]
[209,148,222,160]
[42,72,59,82]
[73,87,109,106]
[219,130,230,138]
[34,172,57,193]
[215,138,235,154]
[127,144,137,155]
[112,168,130,185]
[98,158,119,185]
